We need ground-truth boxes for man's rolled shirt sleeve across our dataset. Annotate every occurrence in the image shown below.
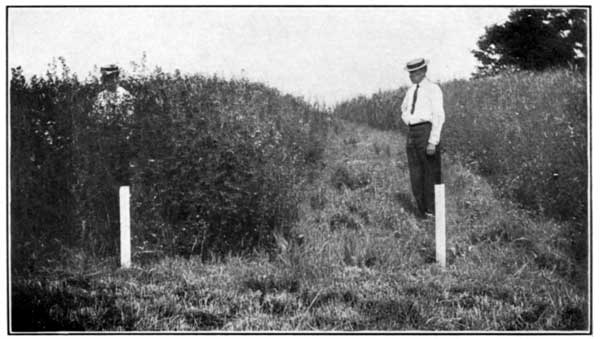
[427,84,445,145]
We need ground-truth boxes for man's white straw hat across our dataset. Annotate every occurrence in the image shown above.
[100,64,120,76]
[405,58,429,72]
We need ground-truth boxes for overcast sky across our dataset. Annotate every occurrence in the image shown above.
[9,7,512,105]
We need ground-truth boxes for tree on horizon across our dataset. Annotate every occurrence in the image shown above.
[472,9,587,78]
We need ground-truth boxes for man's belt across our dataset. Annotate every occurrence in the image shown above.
[409,121,431,127]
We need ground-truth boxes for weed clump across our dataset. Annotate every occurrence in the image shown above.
[330,164,371,190]
[359,299,424,330]
[559,305,587,330]
[343,136,359,145]
[470,216,528,244]
[329,213,362,232]
[309,188,327,211]
[183,308,225,329]
[11,276,137,331]
[372,142,391,157]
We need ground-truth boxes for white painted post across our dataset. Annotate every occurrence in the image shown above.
[119,186,131,268]
[435,184,446,268]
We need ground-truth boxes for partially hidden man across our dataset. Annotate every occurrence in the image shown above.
[92,64,135,186]
[86,64,136,254]
[400,58,445,219]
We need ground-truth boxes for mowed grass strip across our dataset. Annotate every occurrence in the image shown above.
[11,121,587,332]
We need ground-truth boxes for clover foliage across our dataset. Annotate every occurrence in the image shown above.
[11,61,329,270]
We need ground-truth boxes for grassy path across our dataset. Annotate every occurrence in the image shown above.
[12,121,587,332]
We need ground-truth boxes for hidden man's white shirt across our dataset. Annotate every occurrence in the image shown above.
[401,78,445,145]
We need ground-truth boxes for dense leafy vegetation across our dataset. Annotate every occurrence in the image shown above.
[11,61,330,269]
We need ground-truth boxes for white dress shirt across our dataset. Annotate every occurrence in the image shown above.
[92,86,135,122]
[401,78,445,145]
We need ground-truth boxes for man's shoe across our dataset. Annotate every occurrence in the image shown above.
[424,212,435,219]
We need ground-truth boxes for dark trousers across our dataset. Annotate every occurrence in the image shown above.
[406,123,442,216]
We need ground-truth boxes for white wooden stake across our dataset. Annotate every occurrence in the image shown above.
[119,186,131,268]
[435,184,446,268]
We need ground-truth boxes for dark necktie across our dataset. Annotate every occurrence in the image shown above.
[410,84,420,114]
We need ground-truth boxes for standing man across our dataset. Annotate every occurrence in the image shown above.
[85,64,136,254]
[401,58,445,219]
[92,64,135,186]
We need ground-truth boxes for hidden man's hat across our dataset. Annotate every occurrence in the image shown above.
[405,58,429,72]
[100,64,120,76]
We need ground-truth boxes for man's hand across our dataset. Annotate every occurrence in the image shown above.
[426,143,436,156]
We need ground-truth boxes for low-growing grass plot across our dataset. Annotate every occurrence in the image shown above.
[335,69,588,275]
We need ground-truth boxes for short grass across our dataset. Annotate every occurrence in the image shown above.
[11,121,588,332]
